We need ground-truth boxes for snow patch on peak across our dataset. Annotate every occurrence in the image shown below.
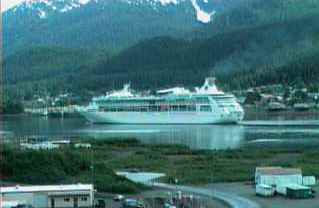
[24,0,53,8]
[10,0,94,18]
[38,10,47,18]
[78,0,91,4]
[124,0,182,7]
[158,0,178,6]
[7,0,215,24]
[60,5,73,12]
[190,0,215,23]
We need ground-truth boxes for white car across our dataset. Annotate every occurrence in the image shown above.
[164,203,176,208]
[113,194,125,201]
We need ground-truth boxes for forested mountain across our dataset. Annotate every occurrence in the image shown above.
[76,13,319,90]
[220,51,319,90]
[4,0,319,99]
[4,47,104,84]
[191,0,319,38]
[4,0,230,56]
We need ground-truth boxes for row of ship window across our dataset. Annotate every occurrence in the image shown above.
[63,197,87,202]
[96,98,211,105]
[98,105,212,112]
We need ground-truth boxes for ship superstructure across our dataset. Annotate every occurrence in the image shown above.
[78,78,244,124]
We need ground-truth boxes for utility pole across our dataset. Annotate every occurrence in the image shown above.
[0,0,4,194]
[91,144,94,188]
[0,0,3,115]
[211,147,215,204]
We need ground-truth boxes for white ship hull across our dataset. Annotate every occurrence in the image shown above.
[78,78,245,125]
[79,111,243,124]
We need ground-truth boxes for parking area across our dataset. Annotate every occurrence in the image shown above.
[95,189,228,208]
[208,182,319,208]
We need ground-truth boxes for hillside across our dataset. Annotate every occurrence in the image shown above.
[3,47,110,99]
[4,0,319,98]
[75,13,319,90]
[191,0,319,39]
[219,51,319,90]
[3,0,214,56]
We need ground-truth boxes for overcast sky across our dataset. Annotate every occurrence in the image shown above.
[2,0,24,11]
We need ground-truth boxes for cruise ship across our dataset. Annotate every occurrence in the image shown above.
[78,78,244,124]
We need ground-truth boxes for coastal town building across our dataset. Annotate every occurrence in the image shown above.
[255,167,303,186]
[255,167,316,199]
[0,184,94,208]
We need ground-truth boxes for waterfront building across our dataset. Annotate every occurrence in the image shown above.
[20,141,60,150]
[74,143,92,149]
[0,184,94,208]
[255,167,303,186]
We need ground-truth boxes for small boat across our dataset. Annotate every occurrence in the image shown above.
[267,102,287,112]
[293,103,310,111]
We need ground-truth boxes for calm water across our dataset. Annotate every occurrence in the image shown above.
[1,112,319,150]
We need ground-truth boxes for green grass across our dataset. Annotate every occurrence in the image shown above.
[2,139,319,193]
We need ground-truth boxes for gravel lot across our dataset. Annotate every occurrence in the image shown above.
[95,189,228,208]
[207,182,319,208]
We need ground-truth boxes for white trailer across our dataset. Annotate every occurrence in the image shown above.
[303,176,316,186]
[255,167,303,186]
[256,184,275,197]
[276,184,312,197]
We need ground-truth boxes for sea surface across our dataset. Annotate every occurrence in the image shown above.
[1,110,319,150]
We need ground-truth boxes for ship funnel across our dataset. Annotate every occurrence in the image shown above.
[123,83,131,91]
[205,77,216,87]
[196,77,224,95]
[107,82,134,97]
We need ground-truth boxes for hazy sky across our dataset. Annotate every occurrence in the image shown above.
[2,0,24,11]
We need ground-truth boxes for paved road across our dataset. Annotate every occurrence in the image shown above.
[151,183,260,208]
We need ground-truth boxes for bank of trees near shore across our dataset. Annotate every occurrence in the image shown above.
[0,100,24,114]
[0,144,145,193]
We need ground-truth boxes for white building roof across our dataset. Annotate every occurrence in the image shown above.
[51,140,71,144]
[20,142,60,150]
[286,184,310,190]
[1,201,20,207]
[256,167,302,176]
[116,171,165,184]
[0,184,93,194]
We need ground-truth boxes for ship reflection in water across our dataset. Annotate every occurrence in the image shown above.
[78,124,245,150]
[2,116,319,150]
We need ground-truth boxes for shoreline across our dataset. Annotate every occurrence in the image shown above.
[2,139,319,208]
[2,139,319,193]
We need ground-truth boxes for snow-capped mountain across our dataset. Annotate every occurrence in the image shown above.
[10,0,93,18]
[3,0,236,55]
[8,0,216,23]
